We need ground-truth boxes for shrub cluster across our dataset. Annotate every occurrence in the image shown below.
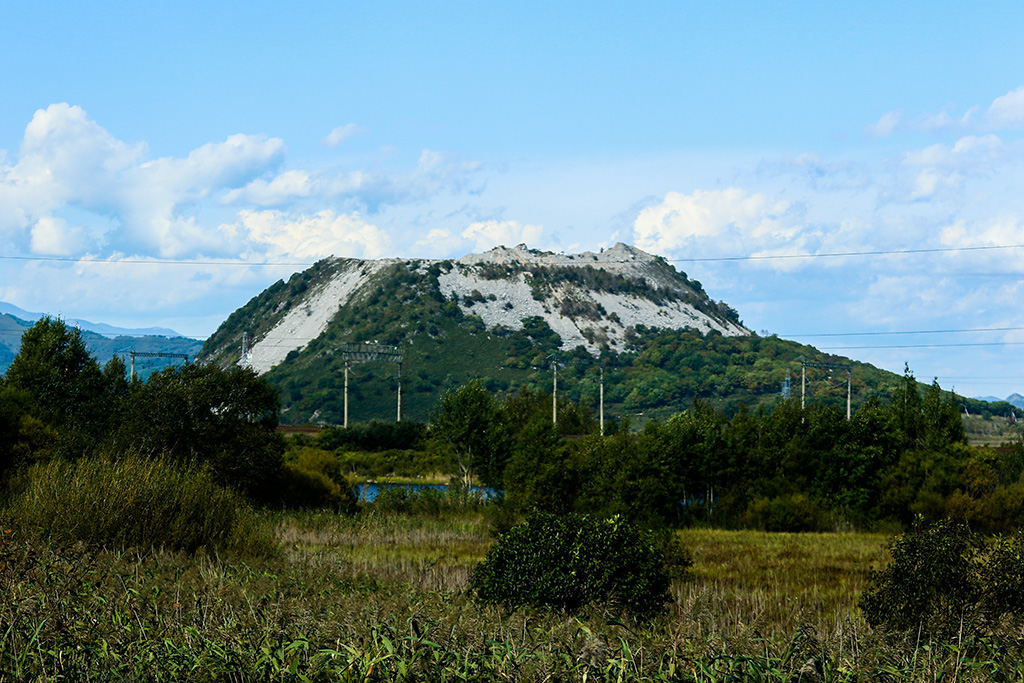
[470,512,685,619]
[860,516,1024,637]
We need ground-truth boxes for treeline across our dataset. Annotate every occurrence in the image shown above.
[425,369,1024,532]
[0,317,351,512]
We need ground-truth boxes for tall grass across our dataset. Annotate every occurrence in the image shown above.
[8,453,274,556]
[1,509,1023,680]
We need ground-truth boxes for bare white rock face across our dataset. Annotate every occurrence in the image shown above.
[243,243,747,373]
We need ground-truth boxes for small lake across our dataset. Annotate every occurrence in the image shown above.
[356,482,500,502]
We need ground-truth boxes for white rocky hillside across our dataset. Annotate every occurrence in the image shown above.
[242,243,749,374]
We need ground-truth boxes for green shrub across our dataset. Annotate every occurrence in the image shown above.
[279,447,358,512]
[979,532,1024,623]
[470,512,681,619]
[277,461,357,512]
[8,453,275,556]
[859,516,982,635]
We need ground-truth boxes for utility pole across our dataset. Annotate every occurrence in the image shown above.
[397,360,403,422]
[847,368,852,421]
[800,358,853,421]
[801,363,806,411]
[339,342,403,427]
[599,366,605,436]
[552,359,558,425]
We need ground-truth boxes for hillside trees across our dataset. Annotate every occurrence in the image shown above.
[429,379,508,489]
[115,364,285,501]
[469,363,1016,530]
[5,316,114,454]
[2,317,287,504]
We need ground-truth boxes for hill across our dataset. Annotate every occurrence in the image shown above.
[0,313,203,380]
[199,243,1014,426]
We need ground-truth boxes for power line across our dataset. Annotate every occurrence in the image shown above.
[2,242,1024,267]
[786,326,1024,338]
[821,341,1024,350]
[667,243,1024,262]
[0,255,311,267]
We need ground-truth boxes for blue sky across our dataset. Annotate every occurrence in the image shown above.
[3,1,1024,398]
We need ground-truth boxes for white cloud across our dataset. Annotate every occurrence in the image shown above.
[985,86,1024,129]
[0,104,285,258]
[460,220,544,252]
[632,188,793,255]
[323,123,366,147]
[865,110,902,138]
[236,209,392,259]
[30,215,89,255]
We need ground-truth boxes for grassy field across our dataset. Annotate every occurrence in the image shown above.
[1,508,1021,681]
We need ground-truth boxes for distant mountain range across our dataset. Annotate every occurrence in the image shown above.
[0,305,202,379]
[975,393,1024,410]
[0,301,184,338]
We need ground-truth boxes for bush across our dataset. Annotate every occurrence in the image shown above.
[317,420,428,452]
[277,462,357,512]
[8,454,275,556]
[859,516,982,636]
[470,512,683,619]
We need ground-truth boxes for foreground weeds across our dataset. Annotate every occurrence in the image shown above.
[2,514,1024,681]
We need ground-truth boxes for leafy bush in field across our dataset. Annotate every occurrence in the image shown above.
[277,462,357,512]
[470,512,683,619]
[859,517,1024,636]
[8,454,274,556]
[860,517,981,635]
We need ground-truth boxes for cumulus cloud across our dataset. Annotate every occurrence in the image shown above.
[865,110,902,138]
[236,209,392,260]
[30,215,90,255]
[985,86,1024,129]
[884,86,1024,135]
[460,220,544,252]
[323,123,366,147]
[0,104,285,257]
[223,148,481,211]
[632,188,793,255]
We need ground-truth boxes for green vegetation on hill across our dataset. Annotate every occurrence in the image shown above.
[0,312,202,379]
[201,260,922,426]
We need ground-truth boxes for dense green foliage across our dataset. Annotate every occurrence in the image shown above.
[113,363,286,501]
[860,517,1024,637]
[316,419,427,452]
[496,368,1024,532]
[201,259,932,426]
[8,454,274,556]
[471,512,677,619]
[1,317,295,519]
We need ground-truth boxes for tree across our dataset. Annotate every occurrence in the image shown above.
[429,380,507,489]
[6,317,104,419]
[116,363,285,501]
[5,317,112,454]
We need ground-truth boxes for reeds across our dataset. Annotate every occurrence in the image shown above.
[7,452,274,556]
[0,509,1022,680]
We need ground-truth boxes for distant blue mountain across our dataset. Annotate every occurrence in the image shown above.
[0,310,203,379]
[972,394,1024,410]
[0,301,184,338]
